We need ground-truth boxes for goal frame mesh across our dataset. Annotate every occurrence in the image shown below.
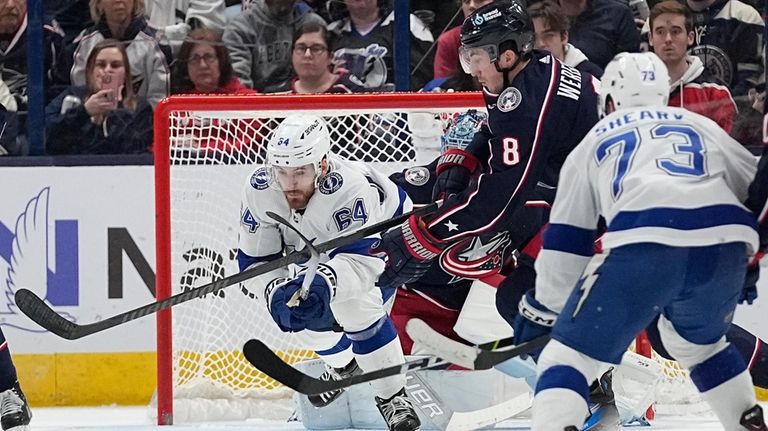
[153,92,485,425]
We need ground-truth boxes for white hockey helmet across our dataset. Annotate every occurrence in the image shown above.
[600,52,670,115]
[267,114,331,168]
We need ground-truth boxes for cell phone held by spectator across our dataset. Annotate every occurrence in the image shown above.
[101,74,122,110]
[60,95,83,114]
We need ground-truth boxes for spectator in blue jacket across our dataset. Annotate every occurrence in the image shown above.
[46,39,153,155]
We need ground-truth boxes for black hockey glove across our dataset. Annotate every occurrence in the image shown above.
[432,148,480,201]
[370,215,445,289]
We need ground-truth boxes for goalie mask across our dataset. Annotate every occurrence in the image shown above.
[266,114,331,191]
[600,52,670,116]
[440,110,487,154]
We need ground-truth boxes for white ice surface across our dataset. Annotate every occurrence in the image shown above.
[31,403,767,430]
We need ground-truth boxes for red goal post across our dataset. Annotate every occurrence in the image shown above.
[153,92,485,424]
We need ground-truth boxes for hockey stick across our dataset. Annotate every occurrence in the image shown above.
[445,392,532,431]
[14,203,437,340]
[265,211,321,307]
[241,334,549,395]
[406,318,545,370]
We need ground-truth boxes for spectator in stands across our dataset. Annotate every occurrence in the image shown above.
[145,0,228,56]
[171,28,261,156]
[171,27,256,94]
[223,0,325,92]
[648,1,736,133]
[44,0,92,45]
[328,0,434,91]
[0,0,68,155]
[433,0,494,79]
[0,78,18,155]
[276,22,366,93]
[529,1,603,78]
[557,0,640,69]
[649,0,764,97]
[71,0,172,108]
[46,39,153,154]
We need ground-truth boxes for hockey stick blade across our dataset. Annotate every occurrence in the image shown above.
[242,334,549,395]
[15,203,437,339]
[406,318,549,370]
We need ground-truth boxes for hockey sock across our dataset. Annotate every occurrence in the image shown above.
[349,317,406,400]
[690,344,758,430]
[0,327,17,391]
[532,340,602,431]
[726,324,768,390]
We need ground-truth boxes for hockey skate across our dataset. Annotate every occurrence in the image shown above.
[307,359,361,407]
[740,404,768,430]
[0,381,31,431]
[375,388,421,431]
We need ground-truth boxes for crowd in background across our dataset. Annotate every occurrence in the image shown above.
[0,0,765,156]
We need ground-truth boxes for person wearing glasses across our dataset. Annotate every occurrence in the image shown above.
[223,0,326,92]
[171,27,257,95]
[277,22,365,94]
[170,28,262,156]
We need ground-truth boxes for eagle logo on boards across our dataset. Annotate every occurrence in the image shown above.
[250,167,270,190]
[404,167,430,186]
[319,172,344,195]
[1,187,78,332]
[498,87,522,112]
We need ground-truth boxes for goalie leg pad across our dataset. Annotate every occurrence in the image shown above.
[612,350,661,424]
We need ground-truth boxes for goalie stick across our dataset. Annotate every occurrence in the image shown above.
[241,334,549,395]
[406,318,548,370]
[14,203,437,340]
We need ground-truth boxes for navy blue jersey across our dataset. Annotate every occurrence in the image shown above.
[747,146,768,255]
[425,51,600,241]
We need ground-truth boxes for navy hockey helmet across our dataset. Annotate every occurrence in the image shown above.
[459,0,534,72]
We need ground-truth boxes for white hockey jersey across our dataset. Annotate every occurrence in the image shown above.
[536,105,759,312]
[238,156,410,305]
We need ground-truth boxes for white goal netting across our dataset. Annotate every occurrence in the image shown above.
[152,93,485,423]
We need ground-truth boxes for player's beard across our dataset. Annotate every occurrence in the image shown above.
[283,189,314,209]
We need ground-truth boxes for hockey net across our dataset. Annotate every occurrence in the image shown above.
[152,92,707,424]
[152,93,486,424]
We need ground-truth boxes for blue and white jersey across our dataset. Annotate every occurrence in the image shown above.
[536,105,759,311]
[237,156,410,304]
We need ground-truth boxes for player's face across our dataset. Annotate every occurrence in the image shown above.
[274,164,317,209]
[650,13,693,66]
[532,17,566,61]
[459,45,504,93]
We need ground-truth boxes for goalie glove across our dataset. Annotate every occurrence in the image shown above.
[266,265,337,332]
[513,290,557,354]
[370,215,445,289]
[432,148,481,201]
